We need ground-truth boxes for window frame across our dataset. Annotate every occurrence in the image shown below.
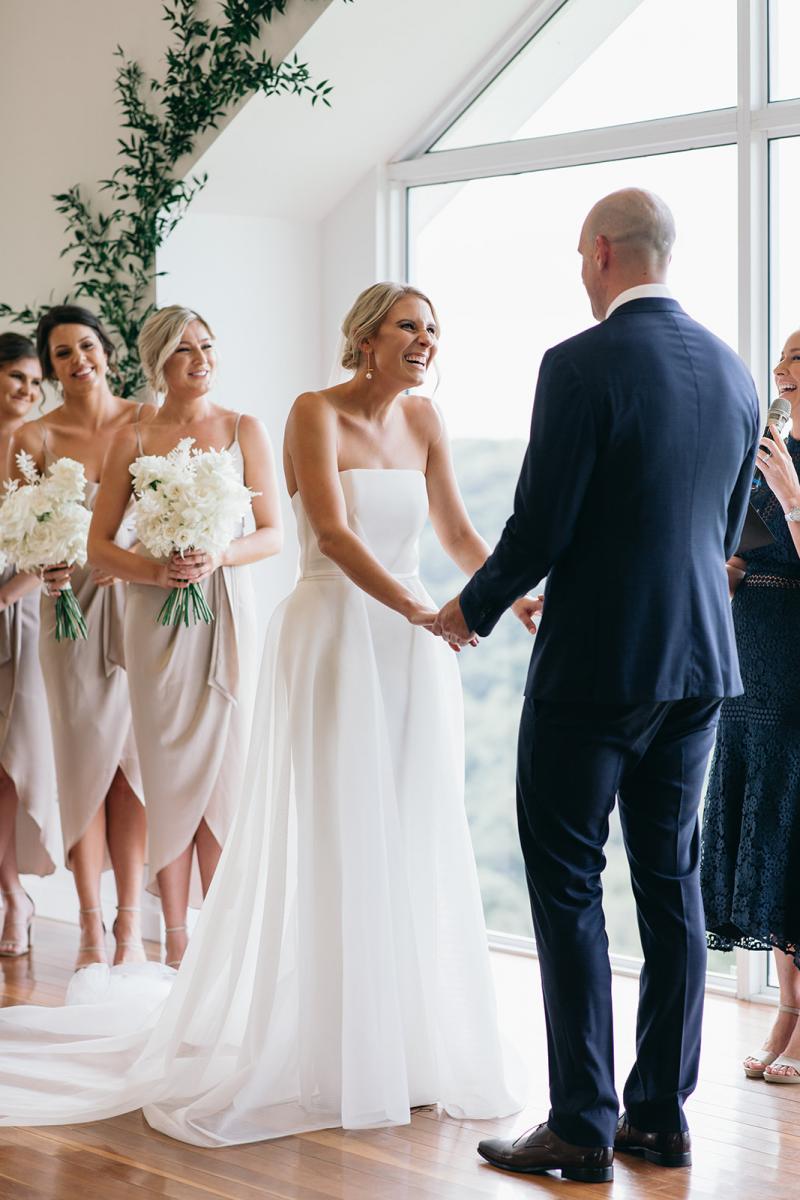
[381,0,798,1002]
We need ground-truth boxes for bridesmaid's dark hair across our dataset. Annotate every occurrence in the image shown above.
[36,305,116,381]
[0,331,38,367]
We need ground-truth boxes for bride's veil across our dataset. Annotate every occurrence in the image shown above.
[327,333,353,388]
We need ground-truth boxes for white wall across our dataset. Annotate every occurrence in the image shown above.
[157,211,323,622]
[0,0,330,313]
[320,168,386,376]
[0,0,165,310]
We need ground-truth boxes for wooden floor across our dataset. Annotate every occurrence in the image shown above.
[0,920,797,1200]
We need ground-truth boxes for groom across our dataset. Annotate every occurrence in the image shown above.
[435,189,760,1182]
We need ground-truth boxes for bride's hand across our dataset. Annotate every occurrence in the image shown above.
[512,595,543,634]
[406,603,464,651]
[407,603,438,630]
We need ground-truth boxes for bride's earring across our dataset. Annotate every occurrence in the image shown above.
[365,350,373,381]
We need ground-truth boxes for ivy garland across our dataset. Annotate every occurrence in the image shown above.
[0,0,340,396]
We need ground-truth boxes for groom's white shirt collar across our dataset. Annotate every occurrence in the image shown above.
[605,283,672,320]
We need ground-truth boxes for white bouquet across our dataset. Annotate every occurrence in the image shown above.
[0,453,91,640]
[130,437,256,627]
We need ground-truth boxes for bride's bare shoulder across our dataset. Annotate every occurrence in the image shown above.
[287,389,340,428]
[400,392,444,441]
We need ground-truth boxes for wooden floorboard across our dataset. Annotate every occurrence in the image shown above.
[0,920,795,1199]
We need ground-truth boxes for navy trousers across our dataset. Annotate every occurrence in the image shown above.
[516,695,722,1147]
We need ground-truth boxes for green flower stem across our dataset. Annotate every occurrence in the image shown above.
[54,584,88,641]
[157,582,215,627]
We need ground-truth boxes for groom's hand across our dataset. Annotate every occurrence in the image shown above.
[433,595,478,647]
[512,595,544,634]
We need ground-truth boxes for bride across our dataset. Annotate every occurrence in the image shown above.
[0,282,529,1144]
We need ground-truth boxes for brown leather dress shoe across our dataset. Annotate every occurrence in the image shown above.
[477,1121,614,1183]
[614,1114,691,1167]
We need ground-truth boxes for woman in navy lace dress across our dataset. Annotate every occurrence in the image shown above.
[702,330,800,1083]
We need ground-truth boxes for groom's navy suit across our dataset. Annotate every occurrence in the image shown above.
[460,297,760,1146]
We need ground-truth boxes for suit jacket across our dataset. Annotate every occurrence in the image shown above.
[459,298,761,703]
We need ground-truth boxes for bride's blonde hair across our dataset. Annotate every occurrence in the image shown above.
[138,305,215,395]
[340,283,440,372]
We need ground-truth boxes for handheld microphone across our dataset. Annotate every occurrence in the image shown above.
[752,395,792,488]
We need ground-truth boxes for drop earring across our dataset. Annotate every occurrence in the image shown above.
[365,351,373,381]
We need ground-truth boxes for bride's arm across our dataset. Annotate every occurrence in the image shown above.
[285,393,434,624]
[422,401,491,575]
[87,429,171,586]
[423,399,541,633]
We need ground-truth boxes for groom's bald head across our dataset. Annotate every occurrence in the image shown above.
[583,188,676,265]
[578,188,676,320]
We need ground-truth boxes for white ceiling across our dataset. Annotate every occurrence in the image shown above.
[190,0,538,222]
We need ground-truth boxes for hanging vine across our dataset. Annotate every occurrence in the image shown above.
[0,0,339,396]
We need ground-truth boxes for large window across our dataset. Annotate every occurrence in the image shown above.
[391,0,800,995]
[432,0,737,151]
[769,0,800,102]
[412,145,738,960]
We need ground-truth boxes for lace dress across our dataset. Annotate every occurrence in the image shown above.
[701,435,800,967]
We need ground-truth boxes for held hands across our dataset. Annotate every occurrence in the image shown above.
[407,601,473,652]
[410,592,544,650]
[756,424,800,511]
[431,596,479,651]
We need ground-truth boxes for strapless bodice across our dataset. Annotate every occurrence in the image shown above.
[292,469,427,580]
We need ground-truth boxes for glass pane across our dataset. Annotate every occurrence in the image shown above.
[771,137,800,385]
[412,144,738,953]
[770,0,800,102]
[431,0,737,152]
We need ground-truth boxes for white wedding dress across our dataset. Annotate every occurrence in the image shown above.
[0,469,519,1145]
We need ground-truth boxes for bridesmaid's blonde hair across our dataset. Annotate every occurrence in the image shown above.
[138,305,215,395]
[340,283,440,372]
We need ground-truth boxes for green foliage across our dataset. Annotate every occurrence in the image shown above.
[0,0,336,397]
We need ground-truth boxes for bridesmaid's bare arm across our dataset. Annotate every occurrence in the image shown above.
[88,428,169,587]
[8,421,46,482]
[284,392,433,624]
[210,415,282,568]
[0,572,42,609]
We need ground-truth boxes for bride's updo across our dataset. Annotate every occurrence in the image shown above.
[138,304,215,395]
[340,283,440,372]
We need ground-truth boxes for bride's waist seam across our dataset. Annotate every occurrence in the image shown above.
[298,570,420,582]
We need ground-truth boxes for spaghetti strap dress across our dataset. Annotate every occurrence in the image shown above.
[123,415,258,905]
[38,424,143,867]
[0,565,59,875]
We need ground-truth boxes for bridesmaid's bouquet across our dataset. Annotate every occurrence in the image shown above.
[0,453,91,640]
[130,437,256,627]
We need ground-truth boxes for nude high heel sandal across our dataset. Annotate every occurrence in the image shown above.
[112,905,147,965]
[75,907,108,970]
[0,890,35,957]
[164,924,188,969]
[743,1004,800,1078]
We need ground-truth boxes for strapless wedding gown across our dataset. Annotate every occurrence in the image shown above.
[0,470,519,1145]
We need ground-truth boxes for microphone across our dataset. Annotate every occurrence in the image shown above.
[752,395,792,488]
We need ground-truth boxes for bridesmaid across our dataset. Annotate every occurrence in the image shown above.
[0,334,60,955]
[88,305,282,968]
[10,306,149,969]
